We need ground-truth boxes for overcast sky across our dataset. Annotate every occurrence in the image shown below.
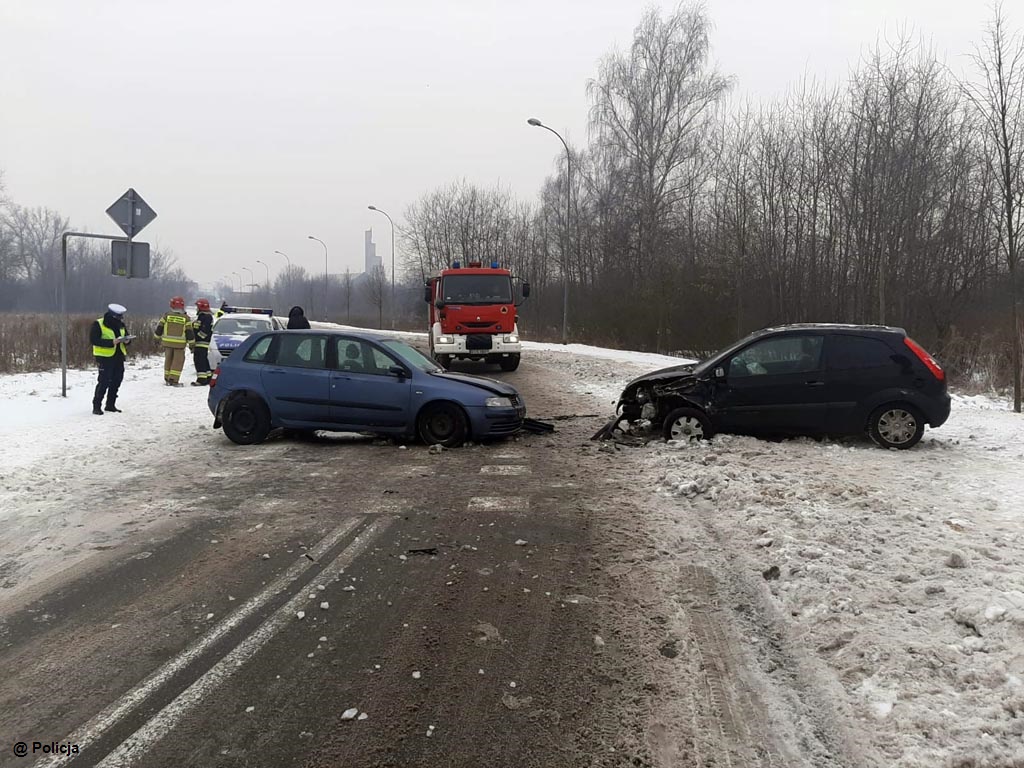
[0,0,1000,288]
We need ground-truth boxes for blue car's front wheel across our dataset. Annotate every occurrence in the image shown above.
[417,402,468,448]
[222,395,272,445]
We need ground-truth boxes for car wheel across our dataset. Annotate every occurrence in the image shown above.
[499,354,520,372]
[222,395,272,445]
[436,354,452,368]
[662,407,714,442]
[417,402,469,448]
[868,404,924,449]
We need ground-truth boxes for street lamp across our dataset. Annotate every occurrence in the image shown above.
[528,116,571,345]
[256,259,270,294]
[242,267,254,294]
[232,271,241,292]
[308,235,329,321]
[368,205,396,329]
[274,249,291,267]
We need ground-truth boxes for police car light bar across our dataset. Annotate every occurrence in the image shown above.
[223,306,274,315]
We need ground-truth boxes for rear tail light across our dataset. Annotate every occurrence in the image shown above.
[210,366,221,388]
[903,338,945,381]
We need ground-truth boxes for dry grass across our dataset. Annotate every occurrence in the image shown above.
[0,313,163,373]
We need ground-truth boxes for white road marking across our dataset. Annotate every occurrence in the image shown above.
[491,452,526,460]
[479,465,531,476]
[36,515,367,768]
[94,517,394,767]
[468,496,530,512]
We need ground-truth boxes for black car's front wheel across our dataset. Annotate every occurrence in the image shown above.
[868,404,924,449]
[662,407,714,442]
[417,402,469,448]
[222,395,272,445]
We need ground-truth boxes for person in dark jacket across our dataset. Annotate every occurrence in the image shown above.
[190,298,215,386]
[89,303,132,415]
[287,306,311,329]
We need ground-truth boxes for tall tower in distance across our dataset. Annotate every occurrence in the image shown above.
[364,229,381,274]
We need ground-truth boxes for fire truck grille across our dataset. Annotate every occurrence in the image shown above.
[466,334,493,350]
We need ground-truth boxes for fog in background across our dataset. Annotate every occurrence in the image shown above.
[0,0,993,284]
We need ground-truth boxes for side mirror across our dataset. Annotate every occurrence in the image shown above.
[521,281,531,299]
[434,299,445,309]
[388,365,409,379]
[714,366,726,379]
[423,286,432,303]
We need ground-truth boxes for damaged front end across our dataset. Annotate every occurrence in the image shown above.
[591,364,704,441]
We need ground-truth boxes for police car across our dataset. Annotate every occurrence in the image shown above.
[208,307,288,369]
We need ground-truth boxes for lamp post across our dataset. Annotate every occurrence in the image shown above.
[256,259,270,296]
[242,267,254,295]
[528,117,571,345]
[232,271,241,293]
[368,205,396,329]
[274,249,291,267]
[308,235,328,321]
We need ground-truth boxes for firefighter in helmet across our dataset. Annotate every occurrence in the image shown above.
[154,296,194,386]
[191,298,214,386]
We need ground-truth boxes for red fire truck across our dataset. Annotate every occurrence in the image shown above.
[425,261,530,370]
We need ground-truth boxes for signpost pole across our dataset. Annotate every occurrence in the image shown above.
[61,233,68,398]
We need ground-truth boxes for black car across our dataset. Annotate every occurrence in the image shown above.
[600,324,951,449]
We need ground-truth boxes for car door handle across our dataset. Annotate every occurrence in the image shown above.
[267,369,287,375]
[805,380,825,387]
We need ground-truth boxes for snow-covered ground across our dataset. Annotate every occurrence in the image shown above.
[2,333,1022,765]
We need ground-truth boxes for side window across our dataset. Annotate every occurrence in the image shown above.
[368,346,399,374]
[335,340,398,376]
[729,336,823,377]
[244,335,274,363]
[828,336,897,371]
[277,334,326,369]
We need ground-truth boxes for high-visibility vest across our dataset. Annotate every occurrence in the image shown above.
[159,312,191,348]
[93,318,127,358]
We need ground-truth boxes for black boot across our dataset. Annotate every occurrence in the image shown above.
[92,404,104,415]
[105,403,122,413]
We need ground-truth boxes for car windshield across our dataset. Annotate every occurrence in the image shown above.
[441,274,512,304]
[381,339,441,373]
[215,317,272,335]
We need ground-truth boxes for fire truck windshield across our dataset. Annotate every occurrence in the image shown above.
[441,274,512,304]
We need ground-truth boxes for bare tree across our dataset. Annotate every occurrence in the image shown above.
[342,268,354,323]
[964,4,1024,411]
[362,264,387,328]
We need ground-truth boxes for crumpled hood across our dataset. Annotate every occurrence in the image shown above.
[624,363,698,389]
[430,371,518,397]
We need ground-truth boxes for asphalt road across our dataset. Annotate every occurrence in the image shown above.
[0,359,662,768]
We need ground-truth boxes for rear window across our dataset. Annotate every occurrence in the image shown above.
[216,317,272,335]
[828,335,898,370]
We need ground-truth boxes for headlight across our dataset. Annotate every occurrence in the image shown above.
[437,335,454,344]
[636,387,650,404]
[485,396,513,408]
[503,334,519,343]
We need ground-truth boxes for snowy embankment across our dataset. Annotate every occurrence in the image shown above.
[540,349,1024,767]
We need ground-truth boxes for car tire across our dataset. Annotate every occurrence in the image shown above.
[436,354,452,368]
[417,402,469,448]
[222,395,272,445]
[662,407,714,442]
[499,354,520,372]
[868,404,924,449]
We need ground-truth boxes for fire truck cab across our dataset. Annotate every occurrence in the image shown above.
[425,261,530,371]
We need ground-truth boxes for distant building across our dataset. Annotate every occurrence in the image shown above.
[364,229,381,273]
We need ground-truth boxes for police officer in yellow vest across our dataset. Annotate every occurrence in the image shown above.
[154,296,194,386]
[89,303,132,415]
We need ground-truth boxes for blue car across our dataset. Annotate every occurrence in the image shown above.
[208,330,526,446]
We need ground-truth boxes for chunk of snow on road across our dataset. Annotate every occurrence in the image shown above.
[341,708,359,720]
